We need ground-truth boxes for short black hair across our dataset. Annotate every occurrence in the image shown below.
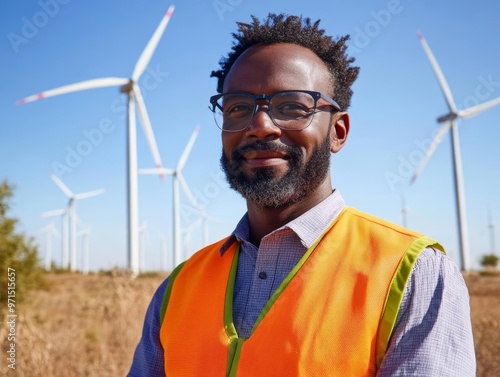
[210,13,359,110]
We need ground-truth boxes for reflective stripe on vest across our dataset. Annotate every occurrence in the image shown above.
[160,207,444,376]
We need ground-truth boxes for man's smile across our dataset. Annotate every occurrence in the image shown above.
[243,150,290,167]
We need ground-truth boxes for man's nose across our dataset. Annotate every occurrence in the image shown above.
[244,106,282,140]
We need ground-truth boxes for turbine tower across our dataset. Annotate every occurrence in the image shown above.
[50,174,105,272]
[411,31,500,271]
[17,5,176,276]
[139,126,200,267]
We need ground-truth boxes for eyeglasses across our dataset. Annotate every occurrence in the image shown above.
[209,90,341,132]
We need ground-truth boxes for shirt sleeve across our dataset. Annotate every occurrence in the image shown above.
[377,247,476,376]
[128,277,169,377]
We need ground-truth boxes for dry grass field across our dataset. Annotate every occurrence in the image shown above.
[1,272,499,376]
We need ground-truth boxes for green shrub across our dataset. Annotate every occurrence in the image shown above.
[0,180,44,313]
[480,254,499,268]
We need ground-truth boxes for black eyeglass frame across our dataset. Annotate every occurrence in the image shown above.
[209,90,342,132]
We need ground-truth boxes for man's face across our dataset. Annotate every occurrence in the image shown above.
[220,43,343,208]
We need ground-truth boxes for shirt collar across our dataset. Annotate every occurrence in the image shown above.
[220,190,346,255]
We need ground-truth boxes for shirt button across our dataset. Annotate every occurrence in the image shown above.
[258,271,267,280]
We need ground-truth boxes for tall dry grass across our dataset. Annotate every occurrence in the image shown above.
[464,273,500,377]
[1,272,166,376]
[1,272,499,376]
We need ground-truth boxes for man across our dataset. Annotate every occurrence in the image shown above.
[129,14,475,376]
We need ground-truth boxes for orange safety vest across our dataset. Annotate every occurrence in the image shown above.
[160,207,444,377]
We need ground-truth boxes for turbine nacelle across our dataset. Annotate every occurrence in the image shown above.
[437,112,458,123]
[120,80,135,94]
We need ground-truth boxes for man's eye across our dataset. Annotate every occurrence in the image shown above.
[225,104,253,117]
[276,103,310,117]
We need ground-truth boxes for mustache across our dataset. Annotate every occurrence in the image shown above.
[231,141,300,161]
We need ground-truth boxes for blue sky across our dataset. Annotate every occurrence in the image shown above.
[1,0,499,272]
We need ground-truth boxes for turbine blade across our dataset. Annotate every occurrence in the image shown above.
[132,5,175,81]
[410,121,452,184]
[16,77,129,105]
[138,167,175,175]
[39,222,59,234]
[41,209,66,217]
[177,126,200,171]
[74,188,106,200]
[51,173,74,198]
[177,173,200,210]
[133,85,163,169]
[458,96,500,119]
[417,31,456,112]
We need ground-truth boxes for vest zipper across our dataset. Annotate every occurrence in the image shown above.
[227,337,245,377]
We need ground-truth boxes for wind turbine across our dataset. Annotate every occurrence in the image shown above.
[41,208,68,269]
[77,228,91,275]
[39,222,59,271]
[182,211,221,257]
[17,5,176,277]
[400,191,409,228]
[139,221,148,272]
[410,31,500,271]
[182,217,200,260]
[158,232,168,272]
[488,208,496,255]
[139,126,200,267]
[50,174,105,272]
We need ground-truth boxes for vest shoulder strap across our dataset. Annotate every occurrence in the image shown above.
[160,261,186,324]
[159,237,231,324]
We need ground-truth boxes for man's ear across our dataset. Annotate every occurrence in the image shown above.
[330,112,350,153]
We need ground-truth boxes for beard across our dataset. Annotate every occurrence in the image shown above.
[220,128,332,208]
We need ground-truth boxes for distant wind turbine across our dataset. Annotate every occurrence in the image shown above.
[39,222,59,271]
[17,5,176,277]
[139,221,148,272]
[183,211,222,257]
[182,217,200,260]
[41,208,68,269]
[400,191,409,228]
[488,208,496,255]
[411,31,500,271]
[77,228,91,275]
[139,126,200,267]
[50,174,105,272]
[158,232,168,272]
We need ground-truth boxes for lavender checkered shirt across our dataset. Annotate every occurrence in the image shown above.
[128,191,476,376]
